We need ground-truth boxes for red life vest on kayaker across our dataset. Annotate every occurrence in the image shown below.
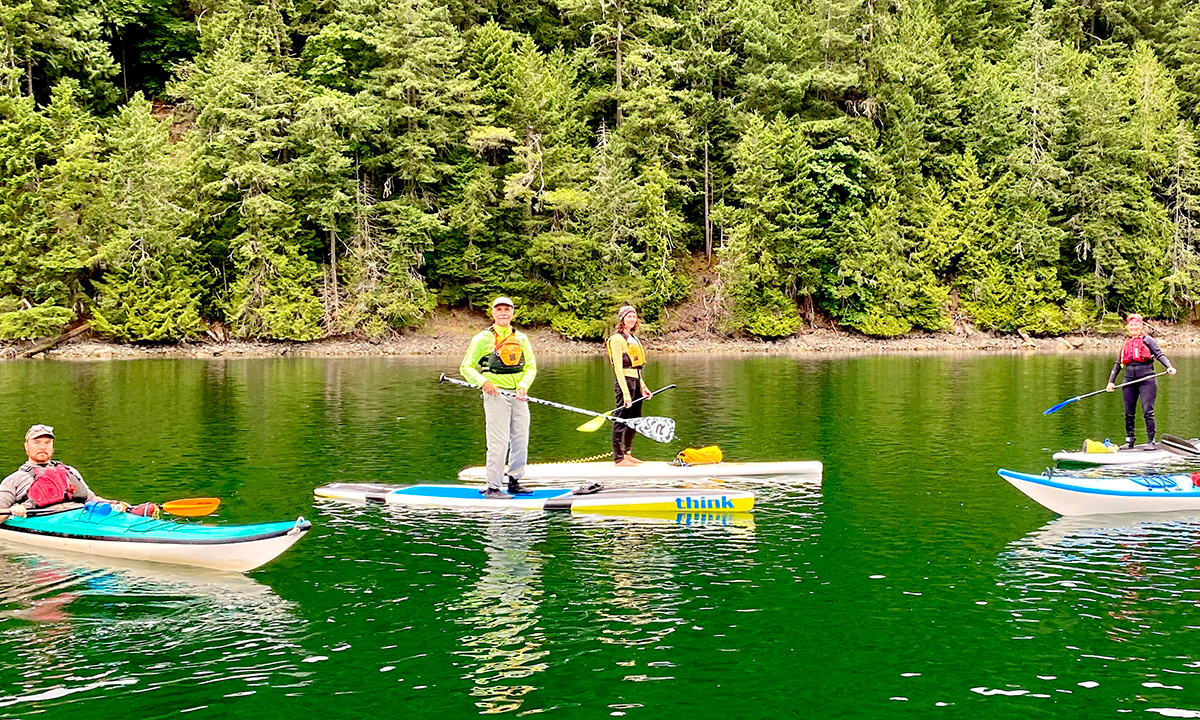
[1121,336,1151,365]
[23,463,77,508]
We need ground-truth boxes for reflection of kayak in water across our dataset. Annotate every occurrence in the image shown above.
[999,468,1200,516]
[315,483,755,513]
[0,505,311,572]
[1017,510,1200,550]
[457,460,821,482]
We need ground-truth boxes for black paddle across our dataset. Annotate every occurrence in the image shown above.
[1161,434,1200,458]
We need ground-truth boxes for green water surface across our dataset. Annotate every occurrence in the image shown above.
[0,353,1199,719]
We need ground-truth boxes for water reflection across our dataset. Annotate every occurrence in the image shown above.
[997,513,1200,644]
[0,545,303,712]
[443,515,549,714]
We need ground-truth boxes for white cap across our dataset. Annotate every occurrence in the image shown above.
[491,296,515,309]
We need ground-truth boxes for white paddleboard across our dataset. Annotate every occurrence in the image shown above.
[314,482,754,513]
[457,460,822,482]
[1052,446,1178,466]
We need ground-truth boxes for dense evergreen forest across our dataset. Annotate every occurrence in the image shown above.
[2,0,1200,341]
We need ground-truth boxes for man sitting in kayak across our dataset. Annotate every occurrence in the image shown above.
[0,425,128,521]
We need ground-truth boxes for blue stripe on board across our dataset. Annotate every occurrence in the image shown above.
[391,486,572,500]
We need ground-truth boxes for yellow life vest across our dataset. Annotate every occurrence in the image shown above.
[479,327,525,374]
[607,332,646,369]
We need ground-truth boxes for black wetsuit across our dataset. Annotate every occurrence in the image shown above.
[1108,335,1172,443]
[612,377,645,460]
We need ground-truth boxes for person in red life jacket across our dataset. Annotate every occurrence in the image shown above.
[606,305,654,466]
[1104,315,1177,448]
[459,297,538,499]
[0,425,129,521]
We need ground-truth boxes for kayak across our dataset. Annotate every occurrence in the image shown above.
[0,505,311,573]
[1052,444,1177,467]
[457,460,821,482]
[315,482,755,513]
[999,468,1200,516]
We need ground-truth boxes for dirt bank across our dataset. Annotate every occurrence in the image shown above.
[7,309,1200,360]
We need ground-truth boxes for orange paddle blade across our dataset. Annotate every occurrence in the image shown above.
[161,497,221,517]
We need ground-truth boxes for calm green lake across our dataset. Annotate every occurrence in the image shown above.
[2,353,1200,719]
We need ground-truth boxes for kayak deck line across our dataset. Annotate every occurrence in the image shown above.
[315,482,755,513]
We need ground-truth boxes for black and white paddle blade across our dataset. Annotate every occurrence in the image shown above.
[1161,434,1200,457]
[621,415,676,443]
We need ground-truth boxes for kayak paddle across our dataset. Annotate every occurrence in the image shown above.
[439,374,676,443]
[576,384,677,432]
[1161,434,1200,457]
[1042,371,1169,415]
[161,498,221,517]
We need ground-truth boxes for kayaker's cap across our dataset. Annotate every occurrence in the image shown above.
[24,424,54,440]
[491,297,515,309]
[618,305,637,326]
[1127,314,1144,323]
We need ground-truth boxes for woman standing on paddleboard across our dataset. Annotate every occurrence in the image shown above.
[1105,314,1176,448]
[607,306,654,466]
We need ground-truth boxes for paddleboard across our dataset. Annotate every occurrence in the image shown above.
[1053,444,1177,467]
[314,483,755,513]
[457,460,821,482]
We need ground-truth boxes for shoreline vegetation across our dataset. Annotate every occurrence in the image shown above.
[10,310,1200,360]
[4,4,1200,349]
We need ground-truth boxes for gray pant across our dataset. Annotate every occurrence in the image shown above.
[482,392,530,490]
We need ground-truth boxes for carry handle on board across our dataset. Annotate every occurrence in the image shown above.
[439,374,676,443]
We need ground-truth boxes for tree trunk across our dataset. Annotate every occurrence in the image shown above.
[704,138,712,263]
[614,10,624,126]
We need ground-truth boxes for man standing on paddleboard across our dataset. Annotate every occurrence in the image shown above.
[460,297,538,499]
[1105,314,1177,448]
[0,425,128,521]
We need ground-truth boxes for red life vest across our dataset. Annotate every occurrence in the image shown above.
[1121,336,1151,365]
[24,464,77,508]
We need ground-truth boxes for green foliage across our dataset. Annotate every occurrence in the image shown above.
[0,301,72,340]
[2,0,1200,344]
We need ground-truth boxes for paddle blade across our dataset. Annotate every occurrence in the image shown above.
[1161,435,1200,457]
[577,415,608,432]
[1042,397,1080,415]
[624,415,676,443]
[162,497,221,517]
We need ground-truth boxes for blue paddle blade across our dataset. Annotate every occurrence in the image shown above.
[1042,396,1080,415]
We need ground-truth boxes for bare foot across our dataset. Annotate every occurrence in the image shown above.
[626,455,645,464]
[615,457,638,466]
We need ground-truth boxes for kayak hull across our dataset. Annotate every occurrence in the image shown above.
[315,482,755,513]
[0,508,311,573]
[999,468,1200,516]
[457,460,821,482]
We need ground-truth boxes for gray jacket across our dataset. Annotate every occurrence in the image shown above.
[0,462,94,509]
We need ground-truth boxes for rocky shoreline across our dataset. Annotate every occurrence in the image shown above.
[9,313,1200,360]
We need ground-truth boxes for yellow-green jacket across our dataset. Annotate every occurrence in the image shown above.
[459,326,537,391]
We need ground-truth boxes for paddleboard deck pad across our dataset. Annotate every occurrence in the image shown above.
[315,483,754,513]
[457,460,821,482]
